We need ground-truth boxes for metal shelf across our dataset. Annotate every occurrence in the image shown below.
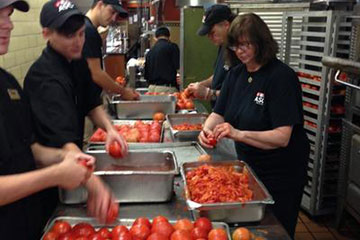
[304,106,319,115]
[303,97,320,106]
[282,10,351,216]
[299,77,322,87]
[303,88,321,96]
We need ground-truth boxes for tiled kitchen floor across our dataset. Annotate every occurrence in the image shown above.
[295,211,360,240]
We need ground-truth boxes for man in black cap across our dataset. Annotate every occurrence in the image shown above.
[84,0,139,99]
[24,0,126,225]
[144,26,180,93]
[0,1,98,239]
[187,4,237,107]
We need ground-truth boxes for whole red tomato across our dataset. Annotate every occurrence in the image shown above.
[152,215,169,225]
[109,141,123,158]
[173,219,194,232]
[208,228,228,240]
[191,227,208,239]
[112,225,129,238]
[170,229,192,240]
[58,232,75,240]
[78,159,93,171]
[194,217,212,233]
[88,233,106,240]
[72,223,95,237]
[74,237,89,240]
[149,133,160,143]
[207,137,217,147]
[130,224,151,240]
[52,220,72,235]
[132,217,152,229]
[106,202,119,224]
[146,232,168,240]
[232,227,250,240]
[151,221,174,238]
[97,228,112,239]
[43,231,59,240]
[153,112,165,121]
[112,231,132,240]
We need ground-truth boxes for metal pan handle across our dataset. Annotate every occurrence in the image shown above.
[334,70,360,91]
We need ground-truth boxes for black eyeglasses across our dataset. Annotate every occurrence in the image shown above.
[228,42,251,51]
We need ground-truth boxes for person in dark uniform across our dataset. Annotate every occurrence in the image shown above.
[84,0,139,99]
[24,0,126,223]
[187,4,237,107]
[0,1,96,239]
[144,26,180,93]
[199,13,309,239]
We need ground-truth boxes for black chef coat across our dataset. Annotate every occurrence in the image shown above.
[214,58,309,191]
[24,43,102,149]
[0,68,46,240]
[83,17,103,69]
[144,38,180,87]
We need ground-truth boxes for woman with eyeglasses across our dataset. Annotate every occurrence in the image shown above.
[198,13,309,239]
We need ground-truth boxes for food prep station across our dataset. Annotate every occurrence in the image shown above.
[43,95,292,239]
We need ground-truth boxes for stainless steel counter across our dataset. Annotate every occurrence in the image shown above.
[52,101,290,239]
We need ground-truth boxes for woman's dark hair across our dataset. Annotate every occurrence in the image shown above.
[225,13,278,67]
[56,15,85,36]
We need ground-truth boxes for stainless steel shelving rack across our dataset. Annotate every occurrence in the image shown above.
[322,4,360,226]
[280,11,352,216]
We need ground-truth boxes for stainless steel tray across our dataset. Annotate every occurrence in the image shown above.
[59,150,178,204]
[42,216,232,240]
[181,160,274,223]
[167,113,207,141]
[86,142,207,170]
[128,142,207,167]
[90,120,165,144]
[110,95,176,119]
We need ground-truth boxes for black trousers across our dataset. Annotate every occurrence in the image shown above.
[269,184,305,239]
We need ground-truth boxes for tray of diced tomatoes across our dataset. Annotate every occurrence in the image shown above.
[166,113,207,141]
[42,216,231,240]
[181,161,274,223]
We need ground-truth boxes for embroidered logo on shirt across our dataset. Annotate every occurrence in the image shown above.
[254,92,264,106]
[7,89,21,100]
[54,0,75,12]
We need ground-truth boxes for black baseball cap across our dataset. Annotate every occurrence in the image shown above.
[102,0,128,18]
[197,4,232,36]
[40,0,84,29]
[0,0,29,12]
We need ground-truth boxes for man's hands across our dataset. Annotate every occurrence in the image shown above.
[120,87,140,100]
[186,82,210,100]
[105,127,128,159]
[86,176,117,223]
[56,152,95,189]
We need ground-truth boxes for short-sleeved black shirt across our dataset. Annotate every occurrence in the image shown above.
[211,46,228,90]
[210,46,239,107]
[144,39,180,87]
[0,68,46,240]
[214,58,309,191]
[24,44,102,149]
[83,17,103,68]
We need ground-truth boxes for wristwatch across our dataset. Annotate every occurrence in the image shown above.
[210,89,217,101]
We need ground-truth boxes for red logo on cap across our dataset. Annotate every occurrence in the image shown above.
[54,0,75,12]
